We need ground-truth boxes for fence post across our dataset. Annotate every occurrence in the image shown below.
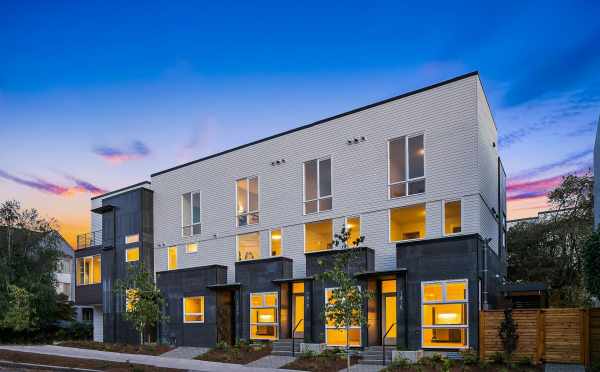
[536,310,544,364]
[479,310,485,360]
[582,309,590,367]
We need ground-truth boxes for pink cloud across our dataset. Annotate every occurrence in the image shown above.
[0,170,107,197]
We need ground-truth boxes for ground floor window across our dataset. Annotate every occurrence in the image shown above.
[82,308,93,322]
[324,288,361,347]
[421,279,468,348]
[250,292,278,340]
[183,296,205,323]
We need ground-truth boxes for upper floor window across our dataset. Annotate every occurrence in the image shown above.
[444,200,462,235]
[238,232,260,261]
[390,203,426,241]
[345,216,361,247]
[57,257,72,274]
[389,135,425,198]
[304,219,333,253]
[185,243,198,253]
[168,246,177,270]
[76,255,101,286]
[125,247,140,262]
[303,158,332,214]
[270,229,282,256]
[125,234,139,244]
[182,192,201,236]
[236,177,259,226]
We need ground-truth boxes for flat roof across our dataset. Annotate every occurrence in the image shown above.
[151,71,480,177]
[91,180,151,201]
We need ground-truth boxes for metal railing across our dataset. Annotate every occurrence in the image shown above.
[291,319,303,357]
[382,322,396,365]
[76,230,102,249]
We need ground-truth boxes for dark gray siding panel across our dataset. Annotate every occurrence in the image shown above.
[74,246,103,305]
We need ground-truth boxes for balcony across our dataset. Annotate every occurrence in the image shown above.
[76,230,102,249]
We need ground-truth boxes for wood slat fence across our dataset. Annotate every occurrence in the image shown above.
[479,308,599,366]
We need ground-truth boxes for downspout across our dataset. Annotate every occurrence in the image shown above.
[483,238,492,310]
[112,208,118,342]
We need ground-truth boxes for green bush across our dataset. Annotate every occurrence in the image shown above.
[55,321,93,341]
[388,357,411,369]
[516,356,533,367]
[490,351,505,364]
[460,348,479,365]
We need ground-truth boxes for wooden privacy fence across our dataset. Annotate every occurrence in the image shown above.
[479,308,599,366]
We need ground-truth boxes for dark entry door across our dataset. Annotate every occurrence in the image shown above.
[216,291,234,345]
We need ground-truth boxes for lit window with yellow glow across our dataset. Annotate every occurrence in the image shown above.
[126,288,139,312]
[325,288,361,347]
[270,229,282,256]
[76,255,101,286]
[444,200,462,235]
[125,247,140,262]
[389,204,426,241]
[250,292,278,340]
[421,280,468,349]
[125,234,139,244]
[304,219,333,253]
[346,216,361,247]
[238,232,260,261]
[168,246,177,270]
[183,296,204,323]
[185,243,198,253]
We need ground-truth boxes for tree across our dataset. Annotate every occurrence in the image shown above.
[114,263,168,344]
[317,227,373,371]
[1,285,38,332]
[583,230,600,302]
[507,173,594,306]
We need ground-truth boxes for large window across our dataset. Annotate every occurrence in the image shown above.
[303,158,332,214]
[183,296,205,323]
[388,135,425,198]
[444,200,462,235]
[76,255,101,286]
[125,247,140,262]
[236,177,259,226]
[345,216,361,247]
[182,192,201,236]
[390,204,426,241]
[125,234,139,244]
[168,246,177,270]
[325,288,361,347]
[238,232,260,261]
[270,229,282,256]
[250,292,278,340]
[304,219,333,253]
[422,280,468,349]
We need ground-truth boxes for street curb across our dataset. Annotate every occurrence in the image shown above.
[0,359,102,372]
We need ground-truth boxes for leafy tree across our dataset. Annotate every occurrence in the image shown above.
[1,285,38,332]
[583,230,600,302]
[317,227,373,371]
[114,263,168,344]
[507,173,594,306]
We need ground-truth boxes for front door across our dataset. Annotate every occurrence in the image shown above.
[292,294,304,338]
[216,291,235,345]
[381,280,397,346]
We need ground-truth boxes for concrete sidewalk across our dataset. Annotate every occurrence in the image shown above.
[0,345,300,372]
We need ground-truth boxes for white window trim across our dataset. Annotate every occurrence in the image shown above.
[269,229,282,257]
[182,191,202,237]
[125,247,140,262]
[125,233,139,244]
[250,292,279,340]
[324,287,362,347]
[185,242,198,254]
[303,219,334,253]
[183,296,205,324]
[302,157,333,215]
[77,254,101,286]
[442,199,463,237]
[167,246,177,270]
[236,176,260,227]
[388,204,427,243]
[420,279,469,349]
[236,232,261,262]
[387,134,426,200]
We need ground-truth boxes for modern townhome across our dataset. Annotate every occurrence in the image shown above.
[74,71,507,355]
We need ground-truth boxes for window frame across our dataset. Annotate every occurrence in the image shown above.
[303,219,334,253]
[442,199,463,237]
[420,279,469,349]
[183,296,205,324]
[249,292,279,340]
[125,234,139,244]
[236,176,259,227]
[388,203,427,243]
[237,231,261,261]
[344,215,361,247]
[181,191,202,237]
[76,254,101,286]
[269,228,282,257]
[387,134,425,199]
[185,243,198,254]
[324,287,362,347]
[302,157,333,215]
[125,247,140,262]
[167,246,177,270]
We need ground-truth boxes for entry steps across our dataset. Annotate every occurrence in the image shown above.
[359,345,394,365]
[272,339,301,356]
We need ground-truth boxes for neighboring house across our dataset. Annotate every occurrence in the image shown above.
[75,71,507,353]
[595,116,600,228]
[54,234,75,302]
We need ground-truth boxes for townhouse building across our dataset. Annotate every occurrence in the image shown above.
[75,71,507,353]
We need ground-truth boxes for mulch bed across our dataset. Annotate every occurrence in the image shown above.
[58,341,172,356]
[282,352,360,372]
[0,350,183,371]
[195,342,272,364]
[382,359,542,372]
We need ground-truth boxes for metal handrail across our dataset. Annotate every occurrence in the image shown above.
[76,230,102,249]
[291,319,303,357]
[382,322,396,365]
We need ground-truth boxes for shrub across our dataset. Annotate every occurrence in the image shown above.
[490,351,505,364]
[388,357,411,369]
[590,360,600,372]
[441,358,453,372]
[214,341,229,351]
[499,308,518,361]
[516,356,533,367]
[460,348,478,365]
[55,321,92,341]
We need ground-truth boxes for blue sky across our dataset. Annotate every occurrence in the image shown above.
[1,1,598,245]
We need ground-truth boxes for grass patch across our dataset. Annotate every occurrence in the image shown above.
[194,341,272,364]
[0,349,183,371]
[58,341,172,356]
[282,349,360,372]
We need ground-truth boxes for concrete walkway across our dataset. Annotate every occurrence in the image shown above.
[246,355,296,368]
[160,346,209,359]
[0,345,299,372]
[340,365,383,372]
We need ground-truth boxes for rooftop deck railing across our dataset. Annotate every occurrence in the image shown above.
[76,230,102,249]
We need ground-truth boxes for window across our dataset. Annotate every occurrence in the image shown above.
[236,177,259,226]
[185,243,198,253]
[168,246,177,270]
[182,192,201,236]
[422,280,468,348]
[390,204,426,241]
[444,200,462,235]
[58,257,71,274]
[304,219,333,253]
[82,308,93,322]
[125,234,139,244]
[325,288,361,346]
[76,255,101,286]
[303,158,332,214]
[250,292,278,340]
[183,296,205,323]
[238,232,260,261]
[388,135,425,198]
[126,288,139,312]
[346,216,361,247]
[270,229,282,256]
[125,247,140,262]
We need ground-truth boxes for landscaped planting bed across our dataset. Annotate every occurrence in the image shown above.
[281,349,360,372]
[194,341,272,364]
[58,340,173,355]
[0,350,183,371]
[381,352,542,372]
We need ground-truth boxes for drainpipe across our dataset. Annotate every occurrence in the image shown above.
[483,238,492,310]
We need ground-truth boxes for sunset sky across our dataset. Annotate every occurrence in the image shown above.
[1,1,598,247]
